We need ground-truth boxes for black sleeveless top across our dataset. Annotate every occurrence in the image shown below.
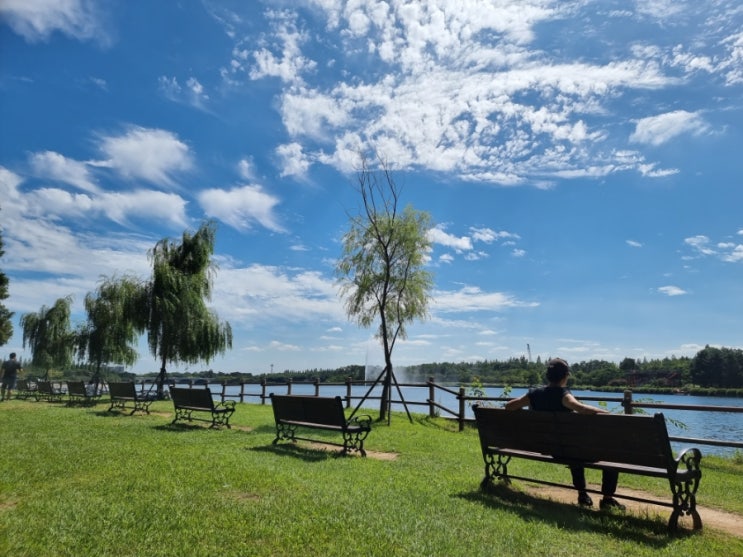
[527,385,571,412]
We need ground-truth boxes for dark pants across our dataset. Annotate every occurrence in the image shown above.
[570,465,618,496]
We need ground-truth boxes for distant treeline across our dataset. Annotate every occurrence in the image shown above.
[49,345,743,395]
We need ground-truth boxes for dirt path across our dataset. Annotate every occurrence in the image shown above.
[523,484,742,537]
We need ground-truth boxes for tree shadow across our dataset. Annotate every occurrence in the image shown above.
[456,483,694,547]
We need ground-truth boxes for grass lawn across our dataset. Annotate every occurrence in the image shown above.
[0,398,741,557]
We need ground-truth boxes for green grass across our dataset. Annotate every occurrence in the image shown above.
[0,399,741,557]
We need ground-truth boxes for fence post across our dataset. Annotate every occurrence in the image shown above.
[458,386,466,431]
[260,378,267,405]
[287,378,293,395]
[240,381,245,403]
[623,390,633,414]
[428,377,436,418]
[314,377,320,397]
[345,376,352,408]
[220,381,226,402]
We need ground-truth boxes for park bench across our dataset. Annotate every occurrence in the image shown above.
[15,379,38,400]
[169,387,236,428]
[66,381,101,406]
[472,406,703,531]
[36,380,65,402]
[107,382,157,415]
[270,394,372,456]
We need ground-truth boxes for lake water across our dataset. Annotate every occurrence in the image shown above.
[205,382,742,457]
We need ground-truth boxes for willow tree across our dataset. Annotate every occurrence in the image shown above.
[20,296,74,379]
[140,220,232,398]
[75,275,143,392]
[337,158,433,422]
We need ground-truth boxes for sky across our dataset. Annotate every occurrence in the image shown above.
[0,0,742,376]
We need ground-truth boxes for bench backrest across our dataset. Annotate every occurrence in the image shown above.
[270,394,347,427]
[108,382,137,399]
[473,406,675,471]
[37,381,55,395]
[170,387,215,409]
[67,381,87,396]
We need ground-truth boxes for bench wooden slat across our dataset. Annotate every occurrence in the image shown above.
[473,406,703,531]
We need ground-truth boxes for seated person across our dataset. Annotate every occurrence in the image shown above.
[505,357,625,510]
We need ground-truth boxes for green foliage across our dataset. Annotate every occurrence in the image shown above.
[0,228,13,346]
[20,296,74,376]
[138,220,232,393]
[75,275,143,375]
[691,345,743,388]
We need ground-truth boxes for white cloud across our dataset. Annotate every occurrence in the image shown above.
[276,142,311,178]
[198,184,285,233]
[432,286,538,313]
[626,240,642,248]
[658,285,687,296]
[213,264,344,325]
[158,76,210,109]
[30,151,99,193]
[470,227,520,244]
[237,157,257,180]
[684,235,715,255]
[95,127,193,186]
[427,225,472,251]
[0,0,110,45]
[630,110,709,146]
[247,11,316,84]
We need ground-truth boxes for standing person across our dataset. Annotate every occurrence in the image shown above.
[1,352,22,401]
[505,357,625,510]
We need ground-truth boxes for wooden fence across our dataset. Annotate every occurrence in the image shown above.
[154,376,743,452]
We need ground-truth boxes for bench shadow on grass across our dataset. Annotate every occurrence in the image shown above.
[458,482,692,548]
[249,443,335,462]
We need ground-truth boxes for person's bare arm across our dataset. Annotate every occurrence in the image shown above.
[505,393,530,411]
[562,393,608,415]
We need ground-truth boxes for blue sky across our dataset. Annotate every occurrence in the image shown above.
[1,0,741,375]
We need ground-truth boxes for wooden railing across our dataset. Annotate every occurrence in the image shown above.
[135,377,742,452]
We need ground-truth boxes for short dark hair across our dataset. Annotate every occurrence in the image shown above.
[546,358,570,383]
[9,352,16,359]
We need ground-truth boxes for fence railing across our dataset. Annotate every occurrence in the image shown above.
[138,376,743,452]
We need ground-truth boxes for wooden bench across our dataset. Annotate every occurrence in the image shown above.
[36,380,65,402]
[15,379,38,400]
[270,394,372,456]
[66,381,101,406]
[169,387,236,428]
[472,406,703,530]
[107,382,157,415]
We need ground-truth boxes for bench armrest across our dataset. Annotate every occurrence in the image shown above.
[674,447,702,476]
[215,400,236,411]
[349,414,372,430]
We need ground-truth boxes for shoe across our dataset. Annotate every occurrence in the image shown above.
[578,492,593,507]
[599,498,626,511]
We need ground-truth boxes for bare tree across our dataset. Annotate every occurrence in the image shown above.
[337,156,433,421]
